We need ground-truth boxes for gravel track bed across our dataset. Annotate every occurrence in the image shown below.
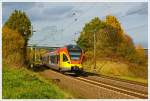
[38,68,145,99]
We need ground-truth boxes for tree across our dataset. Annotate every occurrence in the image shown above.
[135,44,147,65]
[77,17,105,51]
[2,26,25,66]
[77,16,122,53]
[4,10,31,39]
[105,15,123,34]
[77,15,146,65]
[4,10,32,64]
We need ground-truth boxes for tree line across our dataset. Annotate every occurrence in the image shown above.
[2,10,147,67]
[77,16,147,65]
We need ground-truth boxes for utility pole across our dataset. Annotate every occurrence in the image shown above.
[93,30,96,73]
[30,25,36,65]
[34,45,37,62]
[92,26,99,73]
[31,25,36,36]
[72,32,78,44]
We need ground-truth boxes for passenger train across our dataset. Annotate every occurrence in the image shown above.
[41,45,84,73]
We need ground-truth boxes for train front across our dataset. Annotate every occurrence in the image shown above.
[67,45,84,72]
[60,45,84,73]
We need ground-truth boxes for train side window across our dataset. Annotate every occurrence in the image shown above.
[63,54,68,62]
[57,55,60,63]
[50,55,54,64]
[49,56,52,63]
[54,55,57,64]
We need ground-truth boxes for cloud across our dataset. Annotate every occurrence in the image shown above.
[43,6,73,16]
[3,2,148,48]
[3,2,74,23]
[2,2,36,24]
[3,2,36,10]
[26,3,74,22]
[125,3,148,16]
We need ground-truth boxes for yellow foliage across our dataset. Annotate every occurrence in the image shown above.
[2,26,25,66]
[105,15,123,32]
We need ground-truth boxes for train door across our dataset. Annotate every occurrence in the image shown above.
[60,53,70,68]
[60,53,63,68]
[49,55,51,64]
[57,54,60,65]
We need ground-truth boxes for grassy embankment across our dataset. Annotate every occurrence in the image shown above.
[83,58,147,84]
[2,64,72,99]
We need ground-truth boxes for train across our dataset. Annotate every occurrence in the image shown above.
[41,44,84,73]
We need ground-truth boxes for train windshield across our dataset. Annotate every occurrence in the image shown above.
[69,52,81,60]
[67,45,82,60]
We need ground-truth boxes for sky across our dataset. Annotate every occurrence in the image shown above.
[2,2,148,48]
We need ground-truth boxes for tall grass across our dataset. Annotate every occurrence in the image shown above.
[83,59,147,83]
[2,64,72,99]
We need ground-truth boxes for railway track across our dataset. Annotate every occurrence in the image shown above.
[79,72,148,94]
[64,71,148,99]
[73,76,148,99]
[94,74,147,86]
[37,67,148,99]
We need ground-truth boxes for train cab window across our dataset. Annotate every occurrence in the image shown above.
[63,54,68,62]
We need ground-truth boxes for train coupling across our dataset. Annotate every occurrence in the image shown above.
[71,66,82,71]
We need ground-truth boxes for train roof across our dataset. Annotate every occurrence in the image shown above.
[43,44,82,56]
[65,44,81,51]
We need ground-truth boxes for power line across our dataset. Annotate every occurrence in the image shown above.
[32,4,147,46]
[61,3,98,44]
[32,26,57,46]
[125,24,147,31]
[33,4,85,46]
[35,3,95,46]
[118,7,147,19]
[62,4,96,33]
[35,3,117,45]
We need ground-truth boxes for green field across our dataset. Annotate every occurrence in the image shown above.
[2,64,72,99]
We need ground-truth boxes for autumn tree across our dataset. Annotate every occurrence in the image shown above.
[135,44,147,65]
[105,15,122,32]
[2,26,25,66]
[77,15,146,64]
[77,17,105,51]
[4,10,32,64]
[77,16,123,54]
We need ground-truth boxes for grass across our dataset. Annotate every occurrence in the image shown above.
[115,76,148,84]
[2,64,72,99]
[83,59,148,84]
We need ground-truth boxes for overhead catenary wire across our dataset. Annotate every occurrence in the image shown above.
[33,3,85,46]
[61,3,98,43]
[32,3,147,46]
[61,3,146,43]
[118,6,147,19]
[125,24,147,31]
[36,3,96,46]
[35,3,121,45]
[61,3,96,33]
